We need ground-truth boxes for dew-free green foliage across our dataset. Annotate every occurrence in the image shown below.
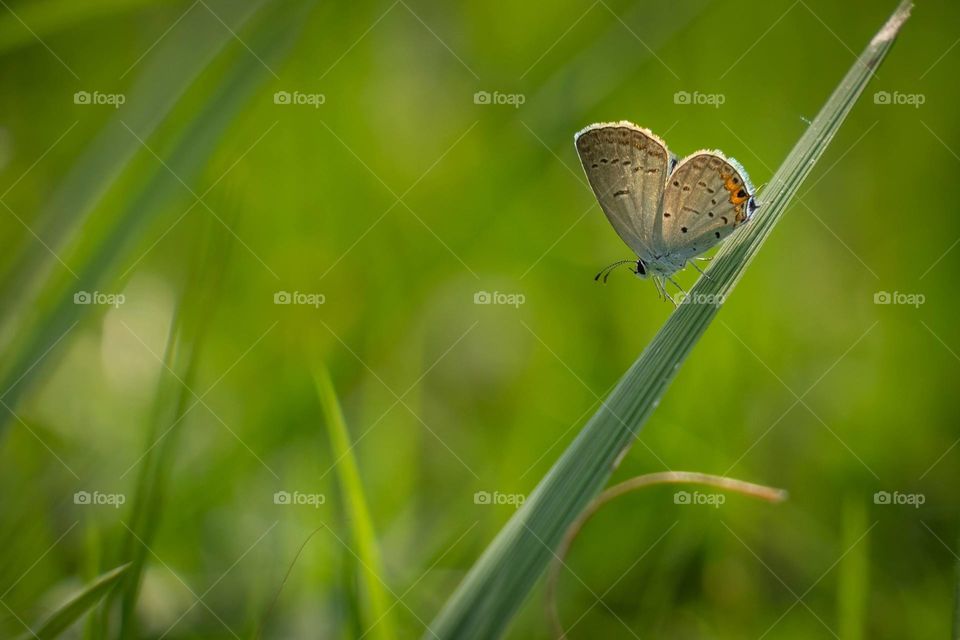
[315,367,395,640]
[427,3,912,638]
[17,563,129,640]
[113,216,234,638]
[838,495,869,640]
[0,0,307,432]
[0,0,955,638]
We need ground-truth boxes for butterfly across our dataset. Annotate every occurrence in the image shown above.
[574,121,758,302]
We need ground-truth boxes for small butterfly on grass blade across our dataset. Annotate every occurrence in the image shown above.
[575,121,759,302]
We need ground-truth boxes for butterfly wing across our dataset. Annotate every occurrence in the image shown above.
[575,121,674,259]
[659,151,757,262]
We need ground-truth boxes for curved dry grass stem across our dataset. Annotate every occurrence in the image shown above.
[425,4,909,637]
[255,526,325,640]
[545,472,787,639]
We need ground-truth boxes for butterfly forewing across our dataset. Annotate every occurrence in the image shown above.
[659,151,755,261]
[575,122,673,259]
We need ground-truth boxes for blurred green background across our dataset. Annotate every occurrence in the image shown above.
[0,0,956,638]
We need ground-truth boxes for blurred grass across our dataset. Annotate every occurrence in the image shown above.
[113,214,234,638]
[955,542,960,640]
[546,472,787,639]
[0,0,265,330]
[839,495,869,640]
[0,0,956,638]
[18,563,129,640]
[315,367,394,640]
[427,4,911,637]
[0,0,173,54]
[0,0,308,432]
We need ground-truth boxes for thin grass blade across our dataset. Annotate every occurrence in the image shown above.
[0,0,173,54]
[838,494,870,640]
[426,3,913,638]
[0,0,266,322]
[113,213,235,638]
[17,563,130,640]
[0,0,314,435]
[314,367,395,640]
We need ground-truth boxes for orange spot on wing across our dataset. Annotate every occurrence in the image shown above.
[721,171,751,211]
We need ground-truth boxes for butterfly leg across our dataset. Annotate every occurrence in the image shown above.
[688,260,711,279]
[653,277,678,306]
[662,287,678,306]
[652,276,666,302]
[666,276,686,295]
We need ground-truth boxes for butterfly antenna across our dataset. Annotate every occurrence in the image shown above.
[594,259,634,283]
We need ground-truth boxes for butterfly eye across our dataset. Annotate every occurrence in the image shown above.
[636,260,647,276]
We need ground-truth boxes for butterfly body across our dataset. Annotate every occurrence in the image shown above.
[575,121,758,294]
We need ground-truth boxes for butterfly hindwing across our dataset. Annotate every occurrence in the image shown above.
[659,151,756,262]
[575,122,674,259]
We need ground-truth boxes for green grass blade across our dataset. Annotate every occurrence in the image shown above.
[426,3,913,638]
[18,563,130,640]
[113,214,235,638]
[954,530,960,640]
[0,0,175,55]
[0,0,266,318]
[0,0,313,435]
[314,367,395,640]
[838,495,869,640]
